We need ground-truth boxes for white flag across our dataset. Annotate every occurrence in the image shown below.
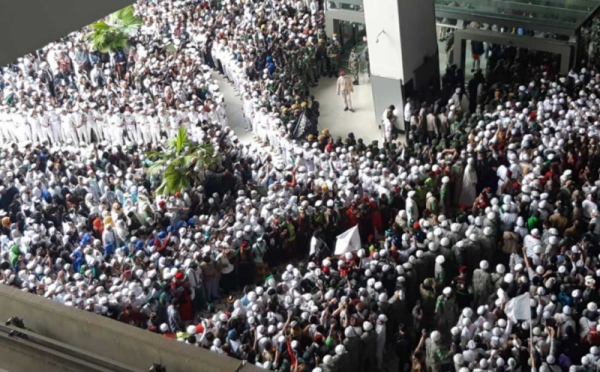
[505,292,531,323]
[334,225,361,255]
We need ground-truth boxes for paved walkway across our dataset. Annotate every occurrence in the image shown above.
[215,71,382,146]
[310,72,381,143]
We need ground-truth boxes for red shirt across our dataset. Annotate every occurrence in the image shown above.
[346,208,358,226]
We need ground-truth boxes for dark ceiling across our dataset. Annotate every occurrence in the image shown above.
[0,0,133,66]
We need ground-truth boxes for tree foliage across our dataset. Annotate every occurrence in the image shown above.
[86,5,142,53]
[147,127,217,196]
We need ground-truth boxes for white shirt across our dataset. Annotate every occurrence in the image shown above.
[404,102,412,122]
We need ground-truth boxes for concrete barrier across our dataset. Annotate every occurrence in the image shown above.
[0,285,262,372]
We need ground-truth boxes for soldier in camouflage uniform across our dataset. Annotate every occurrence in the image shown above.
[315,39,328,78]
[348,47,360,85]
[290,70,307,99]
[472,260,493,307]
[435,287,459,336]
[303,47,317,87]
[425,331,447,372]
[280,107,291,127]
[317,26,327,42]
[327,35,341,78]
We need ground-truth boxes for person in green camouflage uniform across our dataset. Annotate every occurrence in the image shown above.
[303,47,317,87]
[349,47,360,85]
[327,35,341,78]
[317,27,327,42]
[315,39,328,78]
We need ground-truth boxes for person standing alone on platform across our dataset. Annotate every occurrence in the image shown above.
[336,71,354,112]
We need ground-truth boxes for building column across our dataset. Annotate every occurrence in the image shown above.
[363,0,439,128]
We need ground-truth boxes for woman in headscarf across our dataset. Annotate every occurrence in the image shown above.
[92,217,104,239]
[459,158,478,207]
[103,215,115,228]
[1,217,11,235]
[9,245,22,269]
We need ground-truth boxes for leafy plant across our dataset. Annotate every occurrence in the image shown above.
[86,5,142,53]
[147,127,217,196]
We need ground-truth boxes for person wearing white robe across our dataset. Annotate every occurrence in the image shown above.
[459,158,478,207]
[375,314,387,370]
[406,190,418,222]
[109,109,125,146]
[216,98,229,128]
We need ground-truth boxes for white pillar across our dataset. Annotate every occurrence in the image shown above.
[363,0,439,128]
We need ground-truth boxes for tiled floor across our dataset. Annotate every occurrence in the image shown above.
[213,74,254,144]
[310,72,381,143]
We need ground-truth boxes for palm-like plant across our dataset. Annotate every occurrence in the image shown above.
[86,5,142,53]
[147,127,217,196]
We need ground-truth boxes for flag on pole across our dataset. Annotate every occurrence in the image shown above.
[505,292,531,323]
[334,225,361,255]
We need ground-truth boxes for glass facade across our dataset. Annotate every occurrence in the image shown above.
[325,0,600,74]
[327,0,600,36]
[326,0,364,12]
[434,0,600,35]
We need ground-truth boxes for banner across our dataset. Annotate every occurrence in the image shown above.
[291,110,317,140]
[505,292,531,323]
[334,225,361,255]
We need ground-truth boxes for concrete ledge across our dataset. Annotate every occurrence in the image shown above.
[0,0,135,65]
[0,285,262,372]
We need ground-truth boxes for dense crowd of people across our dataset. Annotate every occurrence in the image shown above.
[4,1,600,372]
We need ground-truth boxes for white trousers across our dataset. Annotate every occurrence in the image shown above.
[69,126,80,145]
[150,127,162,146]
[244,115,252,130]
[18,125,32,142]
[102,125,112,142]
[40,126,54,144]
[76,126,90,144]
[139,127,151,144]
[89,123,101,141]
[113,126,124,146]
[6,126,18,142]
[342,93,353,109]
[125,126,140,143]
[251,116,258,134]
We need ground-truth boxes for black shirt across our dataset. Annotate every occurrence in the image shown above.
[0,186,19,211]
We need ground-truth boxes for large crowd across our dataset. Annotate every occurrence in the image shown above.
[2,1,600,372]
